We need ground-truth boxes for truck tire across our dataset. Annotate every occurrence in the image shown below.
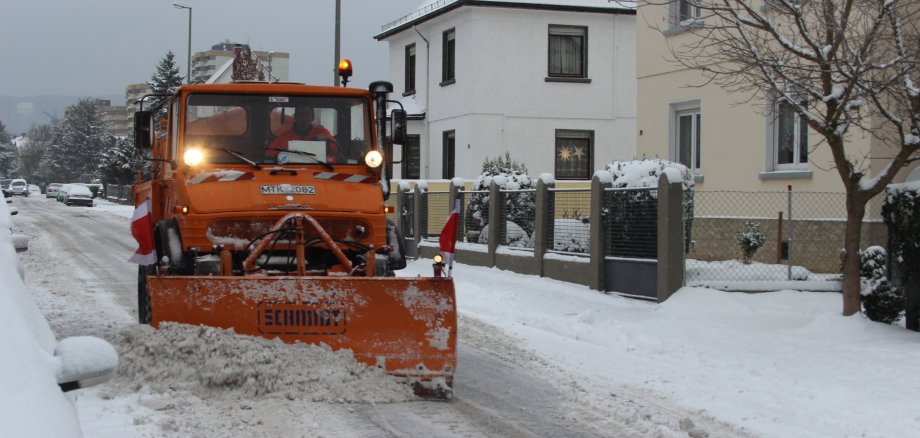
[155,219,186,273]
[137,265,155,324]
[386,219,407,271]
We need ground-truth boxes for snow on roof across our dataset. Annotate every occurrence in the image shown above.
[378,0,634,38]
[205,58,235,84]
[387,94,426,117]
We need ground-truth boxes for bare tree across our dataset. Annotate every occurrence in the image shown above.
[640,0,919,315]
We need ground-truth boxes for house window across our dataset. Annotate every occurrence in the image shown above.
[443,130,455,179]
[404,44,416,95]
[676,108,701,171]
[773,98,808,169]
[404,134,421,179]
[555,130,593,180]
[668,0,702,30]
[441,29,456,85]
[548,25,587,79]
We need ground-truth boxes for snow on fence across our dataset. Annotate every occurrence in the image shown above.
[387,179,877,296]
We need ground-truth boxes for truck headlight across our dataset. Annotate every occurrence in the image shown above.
[364,150,383,168]
[184,148,204,166]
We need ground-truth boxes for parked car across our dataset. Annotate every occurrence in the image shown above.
[10,179,29,196]
[1,178,12,197]
[56,184,73,203]
[46,183,63,199]
[61,184,94,207]
[85,183,104,198]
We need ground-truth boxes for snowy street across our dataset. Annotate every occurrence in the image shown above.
[10,195,920,437]
[14,196,737,437]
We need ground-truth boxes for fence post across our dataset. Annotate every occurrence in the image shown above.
[488,180,502,267]
[589,174,609,291]
[396,184,418,259]
[533,177,553,277]
[448,181,462,242]
[414,184,425,247]
[787,185,793,281]
[657,173,685,302]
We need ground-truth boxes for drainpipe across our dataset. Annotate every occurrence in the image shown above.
[413,25,431,179]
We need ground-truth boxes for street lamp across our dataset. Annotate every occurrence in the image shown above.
[172,2,192,84]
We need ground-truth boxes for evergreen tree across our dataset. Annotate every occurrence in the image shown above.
[0,119,15,175]
[98,135,144,184]
[232,46,265,81]
[31,123,59,183]
[42,98,114,182]
[148,51,183,105]
[466,152,536,243]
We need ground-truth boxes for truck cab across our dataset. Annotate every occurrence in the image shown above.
[134,82,405,277]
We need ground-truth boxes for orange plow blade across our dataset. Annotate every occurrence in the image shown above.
[148,276,457,398]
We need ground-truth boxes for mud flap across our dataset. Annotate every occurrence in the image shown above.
[148,276,457,398]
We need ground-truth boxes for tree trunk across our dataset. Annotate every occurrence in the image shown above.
[842,194,867,316]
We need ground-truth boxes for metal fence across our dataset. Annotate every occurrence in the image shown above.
[605,187,659,259]
[104,184,133,204]
[498,189,536,249]
[548,188,591,255]
[458,189,488,245]
[686,190,882,286]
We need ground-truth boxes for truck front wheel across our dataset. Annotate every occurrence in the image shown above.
[137,265,155,324]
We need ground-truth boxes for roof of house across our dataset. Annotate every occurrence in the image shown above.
[375,0,635,40]
[387,94,426,119]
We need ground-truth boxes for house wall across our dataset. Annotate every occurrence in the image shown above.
[635,3,893,218]
[383,5,636,180]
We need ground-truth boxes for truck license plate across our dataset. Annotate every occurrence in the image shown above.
[260,185,315,195]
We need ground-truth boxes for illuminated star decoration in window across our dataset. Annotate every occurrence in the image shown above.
[572,146,586,159]
[558,146,573,161]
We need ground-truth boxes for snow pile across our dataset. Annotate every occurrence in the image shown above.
[106,323,415,404]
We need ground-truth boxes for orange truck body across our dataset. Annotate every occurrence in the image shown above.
[133,81,456,397]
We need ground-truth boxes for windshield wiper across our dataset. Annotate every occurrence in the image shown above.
[211,147,262,170]
[265,147,334,171]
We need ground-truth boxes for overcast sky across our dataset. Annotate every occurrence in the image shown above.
[0,0,424,99]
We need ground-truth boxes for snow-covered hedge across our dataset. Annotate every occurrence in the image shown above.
[882,182,920,285]
[604,159,695,257]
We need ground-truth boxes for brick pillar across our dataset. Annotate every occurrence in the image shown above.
[488,181,502,267]
[657,173,685,302]
[533,178,554,276]
[590,174,610,291]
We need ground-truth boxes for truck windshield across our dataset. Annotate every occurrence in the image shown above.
[184,93,372,165]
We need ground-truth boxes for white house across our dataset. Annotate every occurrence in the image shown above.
[374,0,637,180]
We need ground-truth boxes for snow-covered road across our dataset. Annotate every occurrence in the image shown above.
[16,196,743,437]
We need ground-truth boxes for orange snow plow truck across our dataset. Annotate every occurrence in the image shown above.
[132,79,456,398]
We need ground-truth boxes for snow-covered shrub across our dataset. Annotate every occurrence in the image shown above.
[466,152,535,243]
[604,159,695,257]
[882,183,920,286]
[859,246,904,324]
[737,221,766,264]
[478,221,532,247]
[553,218,590,253]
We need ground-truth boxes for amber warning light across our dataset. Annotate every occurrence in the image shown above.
[338,59,353,87]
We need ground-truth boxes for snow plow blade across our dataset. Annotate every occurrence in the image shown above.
[148,276,457,399]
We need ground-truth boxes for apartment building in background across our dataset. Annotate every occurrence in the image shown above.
[191,41,290,84]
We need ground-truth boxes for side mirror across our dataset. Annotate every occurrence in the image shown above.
[134,111,154,149]
[55,336,119,391]
[391,109,407,145]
